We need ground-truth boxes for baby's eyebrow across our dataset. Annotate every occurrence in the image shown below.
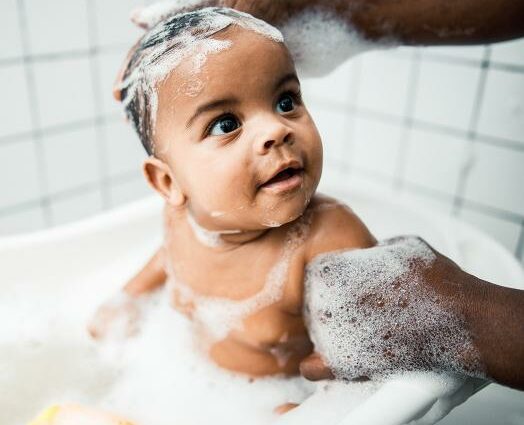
[184,73,299,130]
[274,72,300,91]
[185,98,239,129]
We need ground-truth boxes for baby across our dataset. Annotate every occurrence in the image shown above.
[55,6,375,424]
[88,7,375,379]
[31,8,491,425]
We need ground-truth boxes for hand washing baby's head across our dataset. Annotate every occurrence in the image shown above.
[118,8,322,235]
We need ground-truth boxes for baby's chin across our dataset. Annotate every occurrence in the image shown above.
[258,192,312,229]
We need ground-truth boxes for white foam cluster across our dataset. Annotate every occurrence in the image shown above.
[281,8,381,78]
[100,290,314,425]
[87,291,146,342]
[118,7,283,154]
[165,210,313,342]
[186,213,241,248]
[131,2,390,79]
[130,0,205,29]
[304,236,485,381]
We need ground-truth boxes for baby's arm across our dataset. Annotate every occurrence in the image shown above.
[297,196,376,378]
[88,247,166,339]
[122,248,167,296]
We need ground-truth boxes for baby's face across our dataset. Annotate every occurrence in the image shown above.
[152,27,322,232]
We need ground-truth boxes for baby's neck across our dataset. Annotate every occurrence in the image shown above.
[184,210,271,250]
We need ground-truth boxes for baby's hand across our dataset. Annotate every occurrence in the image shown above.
[87,292,142,340]
[303,236,485,381]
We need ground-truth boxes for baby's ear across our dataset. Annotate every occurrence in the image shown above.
[142,157,186,207]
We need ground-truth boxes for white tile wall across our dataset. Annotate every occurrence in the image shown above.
[25,0,90,55]
[459,207,522,253]
[0,0,23,60]
[0,1,523,267]
[0,205,45,235]
[104,119,147,177]
[97,50,128,116]
[477,69,524,143]
[42,126,101,196]
[397,189,454,216]
[422,45,485,62]
[491,38,524,66]
[404,128,470,196]
[356,51,412,117]
[33,57,95,128]
[0,139,41,209]
[307,103,349,163]
[93,0,144,47]
[352,116,403,178]
[413,60,482,131]
[462,143,524,216]
[301,59,357,104]
[0,64,32,138]
[49,188,103,225]
[109,175,151,207]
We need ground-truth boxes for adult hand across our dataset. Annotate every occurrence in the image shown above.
[131,0,524,45]
[130,0,314,30]
[301,236,524,390]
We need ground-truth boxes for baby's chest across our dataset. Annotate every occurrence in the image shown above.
[167,245,306,339]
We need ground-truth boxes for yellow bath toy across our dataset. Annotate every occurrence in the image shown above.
[28,404,136,425]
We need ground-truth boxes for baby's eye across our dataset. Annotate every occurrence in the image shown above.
[208,115,240,136]
[276,93,296,114]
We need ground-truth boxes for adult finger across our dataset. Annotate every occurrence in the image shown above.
[299,352,335,381]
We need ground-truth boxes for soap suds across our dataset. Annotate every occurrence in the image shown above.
[166,210,312,341]
[304,236,485,381]
[130,2,390,79]
[187,213,241,248]
[280,8,384,77]
[87,291,145,342]
[119,7,283,156]
[99,291,315,425]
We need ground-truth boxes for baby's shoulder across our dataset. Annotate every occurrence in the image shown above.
[304,194,376,262]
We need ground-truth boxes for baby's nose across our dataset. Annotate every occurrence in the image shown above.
[256,120,294,154]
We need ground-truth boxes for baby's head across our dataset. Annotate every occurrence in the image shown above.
[118,7,323,233]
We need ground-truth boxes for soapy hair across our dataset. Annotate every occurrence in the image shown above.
[117,7,283,156]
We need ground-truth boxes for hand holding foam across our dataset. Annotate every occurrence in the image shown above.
[304,236,485,381]
[128,1,375,77]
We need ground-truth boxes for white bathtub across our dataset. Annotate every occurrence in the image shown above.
[1,186,523,425]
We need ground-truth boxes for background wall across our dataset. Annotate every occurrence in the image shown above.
[1,0,523,266]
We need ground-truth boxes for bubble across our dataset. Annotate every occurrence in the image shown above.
[303,236,485,381]
[164,207,314,342]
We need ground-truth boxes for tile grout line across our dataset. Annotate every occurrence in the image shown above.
[17,0,53,226]
[0,114,121,146]
[0,169,143,219]
[342,57,362,175]
[86,0,112,209]
[350,167,524,224]
[515,220,524,260]
[0,43,128,67]
[451,46,491,216]
[393,48,421,192]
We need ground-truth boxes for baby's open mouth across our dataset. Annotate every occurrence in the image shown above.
[260,164,304,192]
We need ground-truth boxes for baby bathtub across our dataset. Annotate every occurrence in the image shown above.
[1,186,523,425]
